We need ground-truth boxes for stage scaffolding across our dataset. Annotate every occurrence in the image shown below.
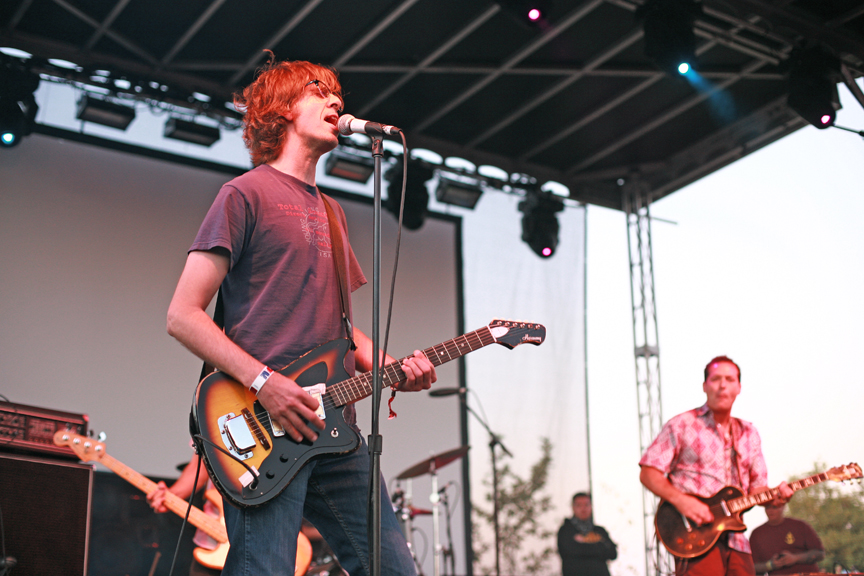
[624,180,669,576]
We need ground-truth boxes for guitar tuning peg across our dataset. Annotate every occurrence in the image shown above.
[97,431,107,442]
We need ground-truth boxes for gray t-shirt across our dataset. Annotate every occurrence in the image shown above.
[191,164,366,420]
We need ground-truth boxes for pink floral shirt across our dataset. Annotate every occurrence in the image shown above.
[639,404,768,553]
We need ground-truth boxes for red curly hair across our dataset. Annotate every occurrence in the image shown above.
[235,54,342,167]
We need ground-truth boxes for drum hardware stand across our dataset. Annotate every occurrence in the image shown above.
[395,479,425,576]
[429,465,443,576]
[438,482,456,576]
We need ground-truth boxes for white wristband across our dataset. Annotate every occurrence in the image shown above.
[250,366,273,395]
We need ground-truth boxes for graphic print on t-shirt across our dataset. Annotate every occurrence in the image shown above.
[278,202,333,257]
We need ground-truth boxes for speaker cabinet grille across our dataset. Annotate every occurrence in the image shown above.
[0,453,93,576]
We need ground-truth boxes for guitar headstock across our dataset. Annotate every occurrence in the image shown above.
[488,319,546,349]
[53,430,107,463]
[826,462,862,482]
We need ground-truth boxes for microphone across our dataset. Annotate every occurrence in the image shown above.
[337,114,402,137]
[429,387,466,397]
[438,481,455,494]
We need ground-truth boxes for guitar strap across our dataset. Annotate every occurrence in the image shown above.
[728,417,742,488]
[321,193,356,350]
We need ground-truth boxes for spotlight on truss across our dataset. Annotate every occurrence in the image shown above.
[787,44,841,129]
[325,147,375,183]
[435,172,484,209]
[497,0,552,27]
[385,159,435,231]
[76,94,136,130]
[0,60,39,148]
[164,117,220,146]
[636,0,702,76]
[519,191,565,258]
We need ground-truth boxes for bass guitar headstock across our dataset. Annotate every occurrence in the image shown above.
[488,319,546,349]
[53,430,107,463]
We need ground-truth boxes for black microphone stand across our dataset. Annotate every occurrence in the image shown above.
[462,394,512,576]
[368,135,385,576]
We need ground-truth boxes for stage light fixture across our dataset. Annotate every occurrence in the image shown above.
[76,94,136,130]
[164,117,220,146]
[385,159,435,231]
[435,172,484,209]
[787,45,841,130]
[0,60,39,148]
[497,0,552,26]
[636,0,702,76]
[518,191,564,258]
[324,147,375,183]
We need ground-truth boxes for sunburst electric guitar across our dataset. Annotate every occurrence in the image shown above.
[656,462,862,558]
[192,319,546,508]
[53,430,312,572]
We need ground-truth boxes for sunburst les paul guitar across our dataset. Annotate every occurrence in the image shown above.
[656,462,862,558]
[192,319,546,508]
[53,430,312,572]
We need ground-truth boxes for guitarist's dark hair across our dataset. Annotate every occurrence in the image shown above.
[572,492,592,502]
[703,355,741,382]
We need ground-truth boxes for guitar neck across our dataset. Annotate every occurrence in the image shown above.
[728,471,831,513]
[327,326,496,406]
[99,453,227,543]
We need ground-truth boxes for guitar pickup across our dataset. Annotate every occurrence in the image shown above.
[304,384,327,420]
[223,414,256,454]
[264,384,326,439]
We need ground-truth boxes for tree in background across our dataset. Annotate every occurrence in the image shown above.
[786,463,864,572]
[473,437,556,575]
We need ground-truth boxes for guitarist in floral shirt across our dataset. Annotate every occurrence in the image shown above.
[639,356,793,575]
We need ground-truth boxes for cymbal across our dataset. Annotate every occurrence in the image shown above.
[396,446,469,479]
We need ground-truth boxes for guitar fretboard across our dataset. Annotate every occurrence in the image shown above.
[727,471,830,513]
[323,326,496,408]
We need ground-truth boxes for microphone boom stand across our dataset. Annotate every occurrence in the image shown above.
[463,398,512,576]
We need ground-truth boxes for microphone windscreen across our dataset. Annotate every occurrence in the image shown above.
[337,114,356,136]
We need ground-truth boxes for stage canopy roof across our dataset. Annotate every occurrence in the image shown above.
[2,0,863,209]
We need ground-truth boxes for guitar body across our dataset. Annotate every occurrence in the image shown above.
[192,338,361,508]
[192,320,548,509]
[655,486,748,558]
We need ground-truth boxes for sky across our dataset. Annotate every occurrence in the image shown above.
[585,82,864,576]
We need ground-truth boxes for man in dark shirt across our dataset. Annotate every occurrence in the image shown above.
[557,492,617,576]
[750,503,824,575]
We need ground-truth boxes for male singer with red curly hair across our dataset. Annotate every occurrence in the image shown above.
[166,56,436,576]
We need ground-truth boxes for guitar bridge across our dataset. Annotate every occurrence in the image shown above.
[681,513,692,532]
[217,413,254,460]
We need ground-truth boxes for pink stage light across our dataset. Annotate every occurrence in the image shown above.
[527,8,541,21]
[542,247,552,257]
[820,114,832,125]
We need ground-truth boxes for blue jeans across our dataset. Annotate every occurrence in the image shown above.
[222,435,416,576]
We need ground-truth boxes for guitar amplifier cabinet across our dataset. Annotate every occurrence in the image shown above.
[0,452,93,576]
[0,400,89,459]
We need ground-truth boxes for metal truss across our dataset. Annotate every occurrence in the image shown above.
[623,179,669,576]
